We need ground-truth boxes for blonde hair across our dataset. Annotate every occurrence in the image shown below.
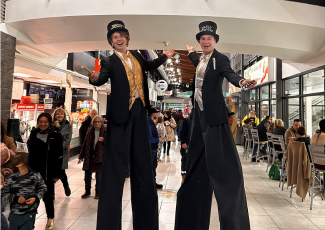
[91,115,104,126]
[52,108,66,128]
[155,116,164,126]
[274,119,284,128]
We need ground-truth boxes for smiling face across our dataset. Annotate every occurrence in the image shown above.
[55,112,65,122]
[38,116,50,131]
[199,35,216,55]
[110,32,129,53]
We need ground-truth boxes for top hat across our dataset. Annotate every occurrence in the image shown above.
[196,21,219,43]
[107,20,129,42]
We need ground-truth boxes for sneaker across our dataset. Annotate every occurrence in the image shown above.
[155,183,163,189]
[64,185,71,196]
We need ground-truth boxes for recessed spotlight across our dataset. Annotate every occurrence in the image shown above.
[46,76,49,78]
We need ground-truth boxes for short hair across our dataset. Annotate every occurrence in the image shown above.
[244,118,252,124]
[89,109,98,115]
[294,119,301,123]
[252,122,257,128]
[37,113,53,127]
[91,115,104,126]
[108,32,130,49]
[297,126,306,136]
[265,116,271,121]
[11,152,29,167]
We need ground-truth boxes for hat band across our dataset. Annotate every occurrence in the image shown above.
[200,25,213,33]
[111,24,124,30]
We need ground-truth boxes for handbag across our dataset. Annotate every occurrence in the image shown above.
[268,160,280,180]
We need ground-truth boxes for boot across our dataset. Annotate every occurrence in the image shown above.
[95,190,100,199]
[81,189,91,199]
[64,185,71,196]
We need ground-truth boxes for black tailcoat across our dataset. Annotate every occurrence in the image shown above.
[90,51,167,230]
[175,50,250,230]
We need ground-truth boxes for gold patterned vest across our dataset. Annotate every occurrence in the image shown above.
[115,51,146,110]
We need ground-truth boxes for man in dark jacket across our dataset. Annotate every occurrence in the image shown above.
[79,109,98,145]
[87,20,175,230]
[175,21,256,230]
[252,116,272,161]
[148,107,163,189]
[179,110,193,184]
[295,126,311,162]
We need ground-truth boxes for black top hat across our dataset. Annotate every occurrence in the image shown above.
[196,21,219,43]
[107,20,129,42]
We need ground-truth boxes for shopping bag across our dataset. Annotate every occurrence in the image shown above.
[268,160,280,180]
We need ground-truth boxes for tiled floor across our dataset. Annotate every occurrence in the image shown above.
[4,142,325,229]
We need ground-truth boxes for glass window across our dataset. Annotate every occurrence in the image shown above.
[303,69,324,94]
[250,89,256,101]
[271,100,276,122]
[261,85,269,100]
[303,96,325,137]
[260,101,269,121]
[287,98,300,127]
[285,77,300,96]
[271,84,276,99]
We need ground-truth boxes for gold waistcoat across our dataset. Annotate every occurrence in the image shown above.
[115,51,146,110]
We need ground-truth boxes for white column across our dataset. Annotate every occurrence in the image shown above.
[64,73,73,114]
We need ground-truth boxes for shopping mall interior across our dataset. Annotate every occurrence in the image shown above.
[1,0,325,229]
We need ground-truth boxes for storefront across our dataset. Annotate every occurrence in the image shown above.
[283,66,325,136]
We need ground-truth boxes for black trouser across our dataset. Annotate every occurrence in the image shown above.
[97,98,158,230]
[9,212,37,230]
[163,141,171,155]
[180,148,188,175]
[152,151,158,178]
[175,103,250,230]
[43,179,55,219]
[60,169,69,187]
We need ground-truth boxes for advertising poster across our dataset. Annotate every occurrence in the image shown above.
[244,57,268,85]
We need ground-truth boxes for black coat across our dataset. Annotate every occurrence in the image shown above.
[27,128,63,180]
[189,50,244,126]
[257,119,270,141]
[90,51,168,124]
[79,116,92,145]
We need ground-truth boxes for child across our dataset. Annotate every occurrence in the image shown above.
[1,152,47,230]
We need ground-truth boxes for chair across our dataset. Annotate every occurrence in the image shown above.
[308,145,325,210]
[272,134,287,190]
[251,129,268,163]
[243,127,252,160]
[266,133,275,172]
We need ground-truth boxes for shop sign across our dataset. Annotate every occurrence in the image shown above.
[232,98,238,102]
[244,57,268,85]
[95,59,101,72]
[17,104,44,111]
[177,91,192,97]
[166,103,183,107]
[164,91,173,96]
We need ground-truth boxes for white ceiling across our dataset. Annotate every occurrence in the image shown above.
[3,0,325,66]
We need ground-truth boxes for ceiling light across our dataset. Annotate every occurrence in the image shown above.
[178,72,181,75]
[13,73,33,77]
[170,63,173,66]
[174,54,180,59]
[37,80,59,83]
[46,76,49,78]
[177,68,180,73]
[167,59,172,63]
[175,59,180,64]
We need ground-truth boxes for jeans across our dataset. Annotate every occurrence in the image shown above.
[163,141,171,155]
[252,143,267,157]
[85,171,101,191]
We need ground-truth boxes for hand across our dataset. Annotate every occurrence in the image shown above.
[181,144,188,149]
[159,137,163,143]
[78,159,83,164]
[18,196,26,204]
[163,49,175,58]
[53,178,60,182]
[166,137,168,141]
[186,44,197,53]
[241,79,257,88]
[25,197,36,205]
[98,137,104,142]
[88,71,99,82]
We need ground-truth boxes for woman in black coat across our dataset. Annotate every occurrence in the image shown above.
[272,119,287,160]
[27,113,63,230]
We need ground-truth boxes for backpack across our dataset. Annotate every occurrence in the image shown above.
[268,160,280,180]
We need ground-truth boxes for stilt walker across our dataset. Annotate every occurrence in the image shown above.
[87,20,175,230]
[174,21,256,230]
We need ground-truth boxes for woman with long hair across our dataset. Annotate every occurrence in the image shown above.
[78,115,106,199]
[53,108,73,196]
[27,113,63,229]
[163,111,177,156]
